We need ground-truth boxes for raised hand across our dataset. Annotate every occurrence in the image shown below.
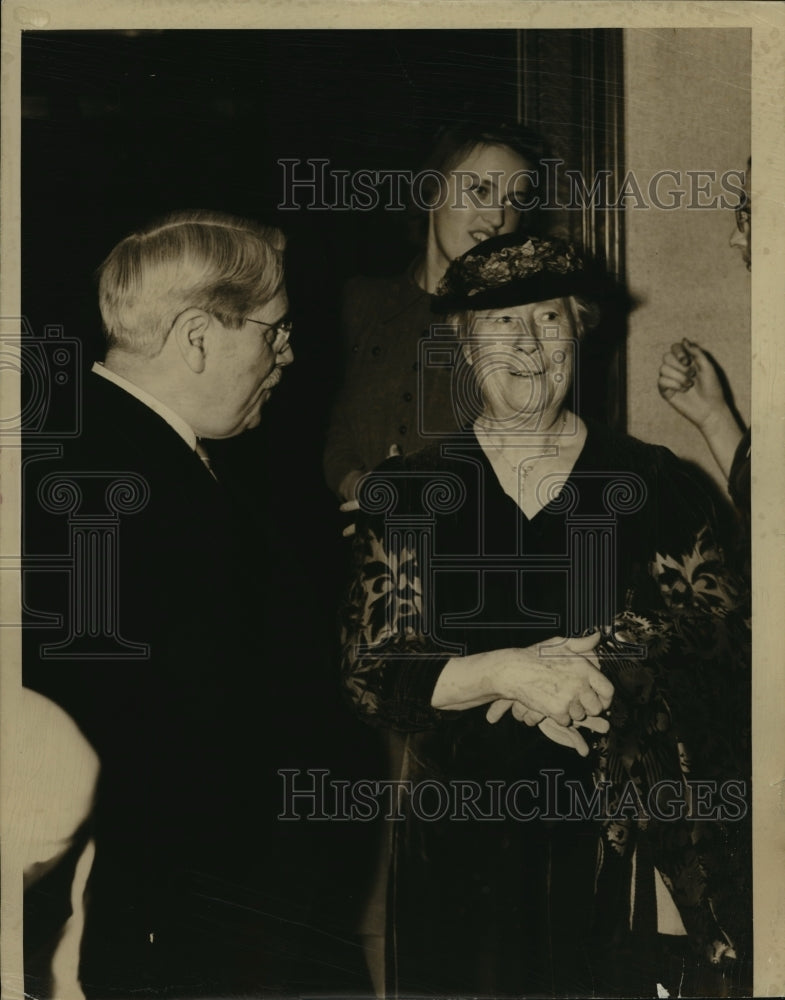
[657,339,726,429]
[657,338,744,478]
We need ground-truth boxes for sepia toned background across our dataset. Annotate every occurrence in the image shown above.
[2,3,782,998]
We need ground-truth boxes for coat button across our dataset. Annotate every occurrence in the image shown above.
[371,346,381,357]
[351,344,359,353]
[399,424,407,435]
[403,392,413,402]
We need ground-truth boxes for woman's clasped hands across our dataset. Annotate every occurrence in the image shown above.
[486,631,613,757]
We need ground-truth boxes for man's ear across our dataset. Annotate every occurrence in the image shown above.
[172,309,211,374]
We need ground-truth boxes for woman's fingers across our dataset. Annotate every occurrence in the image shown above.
[339,498,360,538]
[575,715,610,734]
[665,346,701,375]
[486,699,514,724]
[563,630,601,654]
[487,699,545,726]
[499,637,612,723]
[663,349,690,371]
[578,688,604,718]
[660,361,694,384]
[593,681,614,711]
[562,647,612,708]
[513,703,543,726]
[682,339,708,365]
[659,361,696,392]
[538,718,590,757]
[658,374,693,396]
[535,634,614,715]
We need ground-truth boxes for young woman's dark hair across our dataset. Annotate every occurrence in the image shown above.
[407,119,552,245]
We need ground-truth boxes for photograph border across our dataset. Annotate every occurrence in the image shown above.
[2,2,783,997]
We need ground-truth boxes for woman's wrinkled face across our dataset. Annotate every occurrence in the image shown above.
[463,299,577,427]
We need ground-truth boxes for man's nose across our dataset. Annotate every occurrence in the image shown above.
[729,225,747,250]
[279,343,294,366]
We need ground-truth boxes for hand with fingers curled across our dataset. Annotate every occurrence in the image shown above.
[483,632,613,756]
[657,338,745,480]
[486,698,610,757]
[657,338,727,429]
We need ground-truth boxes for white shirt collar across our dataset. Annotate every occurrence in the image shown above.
[91,361,198,451]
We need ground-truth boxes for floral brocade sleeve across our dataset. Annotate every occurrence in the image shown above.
[610,459,751,792]
[340,524,451,732]
[599,450,750,787]
[595,454,751,961]
[649,523,747,616]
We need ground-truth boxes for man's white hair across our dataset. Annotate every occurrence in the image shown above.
[97,210,286,357]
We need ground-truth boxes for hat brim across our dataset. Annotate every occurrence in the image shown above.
[431,269,613,314]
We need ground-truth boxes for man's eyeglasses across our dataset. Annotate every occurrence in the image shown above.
[244,315,293,354]
[735,207,751,232]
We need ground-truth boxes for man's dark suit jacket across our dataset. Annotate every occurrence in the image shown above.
[22,372,316,997]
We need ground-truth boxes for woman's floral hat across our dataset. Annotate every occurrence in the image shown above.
[432,232,618,313]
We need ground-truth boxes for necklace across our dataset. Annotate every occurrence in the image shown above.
[475,411,570,488]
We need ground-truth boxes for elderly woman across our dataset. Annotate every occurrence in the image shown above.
[325,120,550,993]
[341,234,750,998]
[323,119,549,503]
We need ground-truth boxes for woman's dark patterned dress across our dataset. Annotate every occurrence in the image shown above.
[341,421,751,998]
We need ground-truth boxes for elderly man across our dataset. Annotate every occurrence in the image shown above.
[94,210,292,442]
[23,211,297,997]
